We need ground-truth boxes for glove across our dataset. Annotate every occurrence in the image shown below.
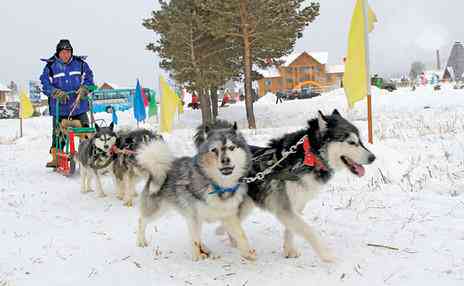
[52,89,69,103]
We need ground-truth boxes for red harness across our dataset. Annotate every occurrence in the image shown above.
[302,136,327,171]
[109,145,137,156]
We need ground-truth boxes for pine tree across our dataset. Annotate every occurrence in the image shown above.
[199,0,320,128]
[143,0,240,125]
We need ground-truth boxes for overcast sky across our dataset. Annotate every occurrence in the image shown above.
[0,0,461,90]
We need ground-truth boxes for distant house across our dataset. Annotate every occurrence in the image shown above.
[99,82,120,90]
[0,83,11,104]
[256,51,344,97]
[443,41,464,81]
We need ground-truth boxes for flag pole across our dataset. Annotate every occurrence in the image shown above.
[19,101,23,138]
[362,0,373,144]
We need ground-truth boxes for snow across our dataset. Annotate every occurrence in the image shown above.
[0,83,11,92]
[1,84,464,285]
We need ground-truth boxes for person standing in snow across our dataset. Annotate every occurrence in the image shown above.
[40,39,95,168]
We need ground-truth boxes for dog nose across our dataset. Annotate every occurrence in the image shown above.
[104,144,109,149]
[368,154,376,163]
[221,157,231,165]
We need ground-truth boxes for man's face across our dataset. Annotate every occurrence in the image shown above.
[58,49,72,63]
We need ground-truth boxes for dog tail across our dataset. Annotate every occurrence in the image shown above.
[137,140,173,195]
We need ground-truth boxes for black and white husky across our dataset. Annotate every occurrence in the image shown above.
[77,123,117,197]
[136,123,257,261]
[196,110,376,262]
[112,129,163,206]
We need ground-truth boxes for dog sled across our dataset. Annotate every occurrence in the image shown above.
[53,91,97,177]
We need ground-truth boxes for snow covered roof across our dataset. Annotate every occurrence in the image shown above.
[326,65,344,74]
[281,51,329,66]
[0,83,11,92]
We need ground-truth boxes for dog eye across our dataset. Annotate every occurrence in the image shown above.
[348,141,357,146]
[210,148,218,154]
[228,146,235,151]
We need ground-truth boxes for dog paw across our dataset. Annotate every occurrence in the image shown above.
[116,193,124,200]
[284,248,301,258]
[97,192,107,198]
[192,242,214,261]
[241,249,257,261]
[136,236,148,247]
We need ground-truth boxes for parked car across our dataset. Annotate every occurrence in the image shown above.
[0,104,16,119]
[298,88,321,99]
[381,81,397,92]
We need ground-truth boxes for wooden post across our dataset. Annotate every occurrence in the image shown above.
[362,0,373,144]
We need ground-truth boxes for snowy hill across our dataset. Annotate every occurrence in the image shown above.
[1,84,464,285]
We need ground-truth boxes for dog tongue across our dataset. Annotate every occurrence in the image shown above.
[353,163,365,177]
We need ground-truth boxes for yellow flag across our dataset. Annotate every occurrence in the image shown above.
[343,0,377,107]
[159,76,181,133]
[20,90,34,119]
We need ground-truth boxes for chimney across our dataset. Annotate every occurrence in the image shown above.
[436,49,441,70]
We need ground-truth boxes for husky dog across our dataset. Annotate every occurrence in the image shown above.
[77,122,117,197]
[112,129,163,207]
[136,123,257,261]
[196,111,376,262]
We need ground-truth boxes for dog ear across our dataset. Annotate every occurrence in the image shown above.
[332,109,341,116]
[95,123,100,132]
[109,122,114,131]
[317,110,328,133]
[232,122,238,131]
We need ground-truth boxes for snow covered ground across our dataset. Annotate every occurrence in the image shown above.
[1,84,464,285]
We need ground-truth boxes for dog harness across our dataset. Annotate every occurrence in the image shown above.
[241,135,328,183]
[209,183,240,195]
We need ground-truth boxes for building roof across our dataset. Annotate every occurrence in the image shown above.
[0,83,11,92]
[326,64,345,74]
[281,51,329,66]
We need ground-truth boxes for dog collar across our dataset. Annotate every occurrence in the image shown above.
[303,136,327,171]
[209,183,240,195]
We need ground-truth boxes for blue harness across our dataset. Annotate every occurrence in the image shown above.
[209,183,240,195]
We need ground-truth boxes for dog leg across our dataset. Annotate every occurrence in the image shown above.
[136,216,149,247]
[93,170,106,197]
[222,217,256,261]
[186,219,213,261]
[80,164,88,193]
[283,229,300,258]
[123,174,136,207]
[85,168,95,193]
[276,211,335,262]
[115,175,125,200]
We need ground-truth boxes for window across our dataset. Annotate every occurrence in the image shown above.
[300,66,310,73]
[300,74,310,82]
[264,79,272,86]
[287,67,294,73]
[286,78,294,84]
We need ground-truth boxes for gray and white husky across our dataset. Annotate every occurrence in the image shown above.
[196,111,376,262]
[136,123,257,261]
[112,129,163,207]
[77,122,117,197]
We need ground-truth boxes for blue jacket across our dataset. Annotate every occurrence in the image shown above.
[40,56,94,116]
